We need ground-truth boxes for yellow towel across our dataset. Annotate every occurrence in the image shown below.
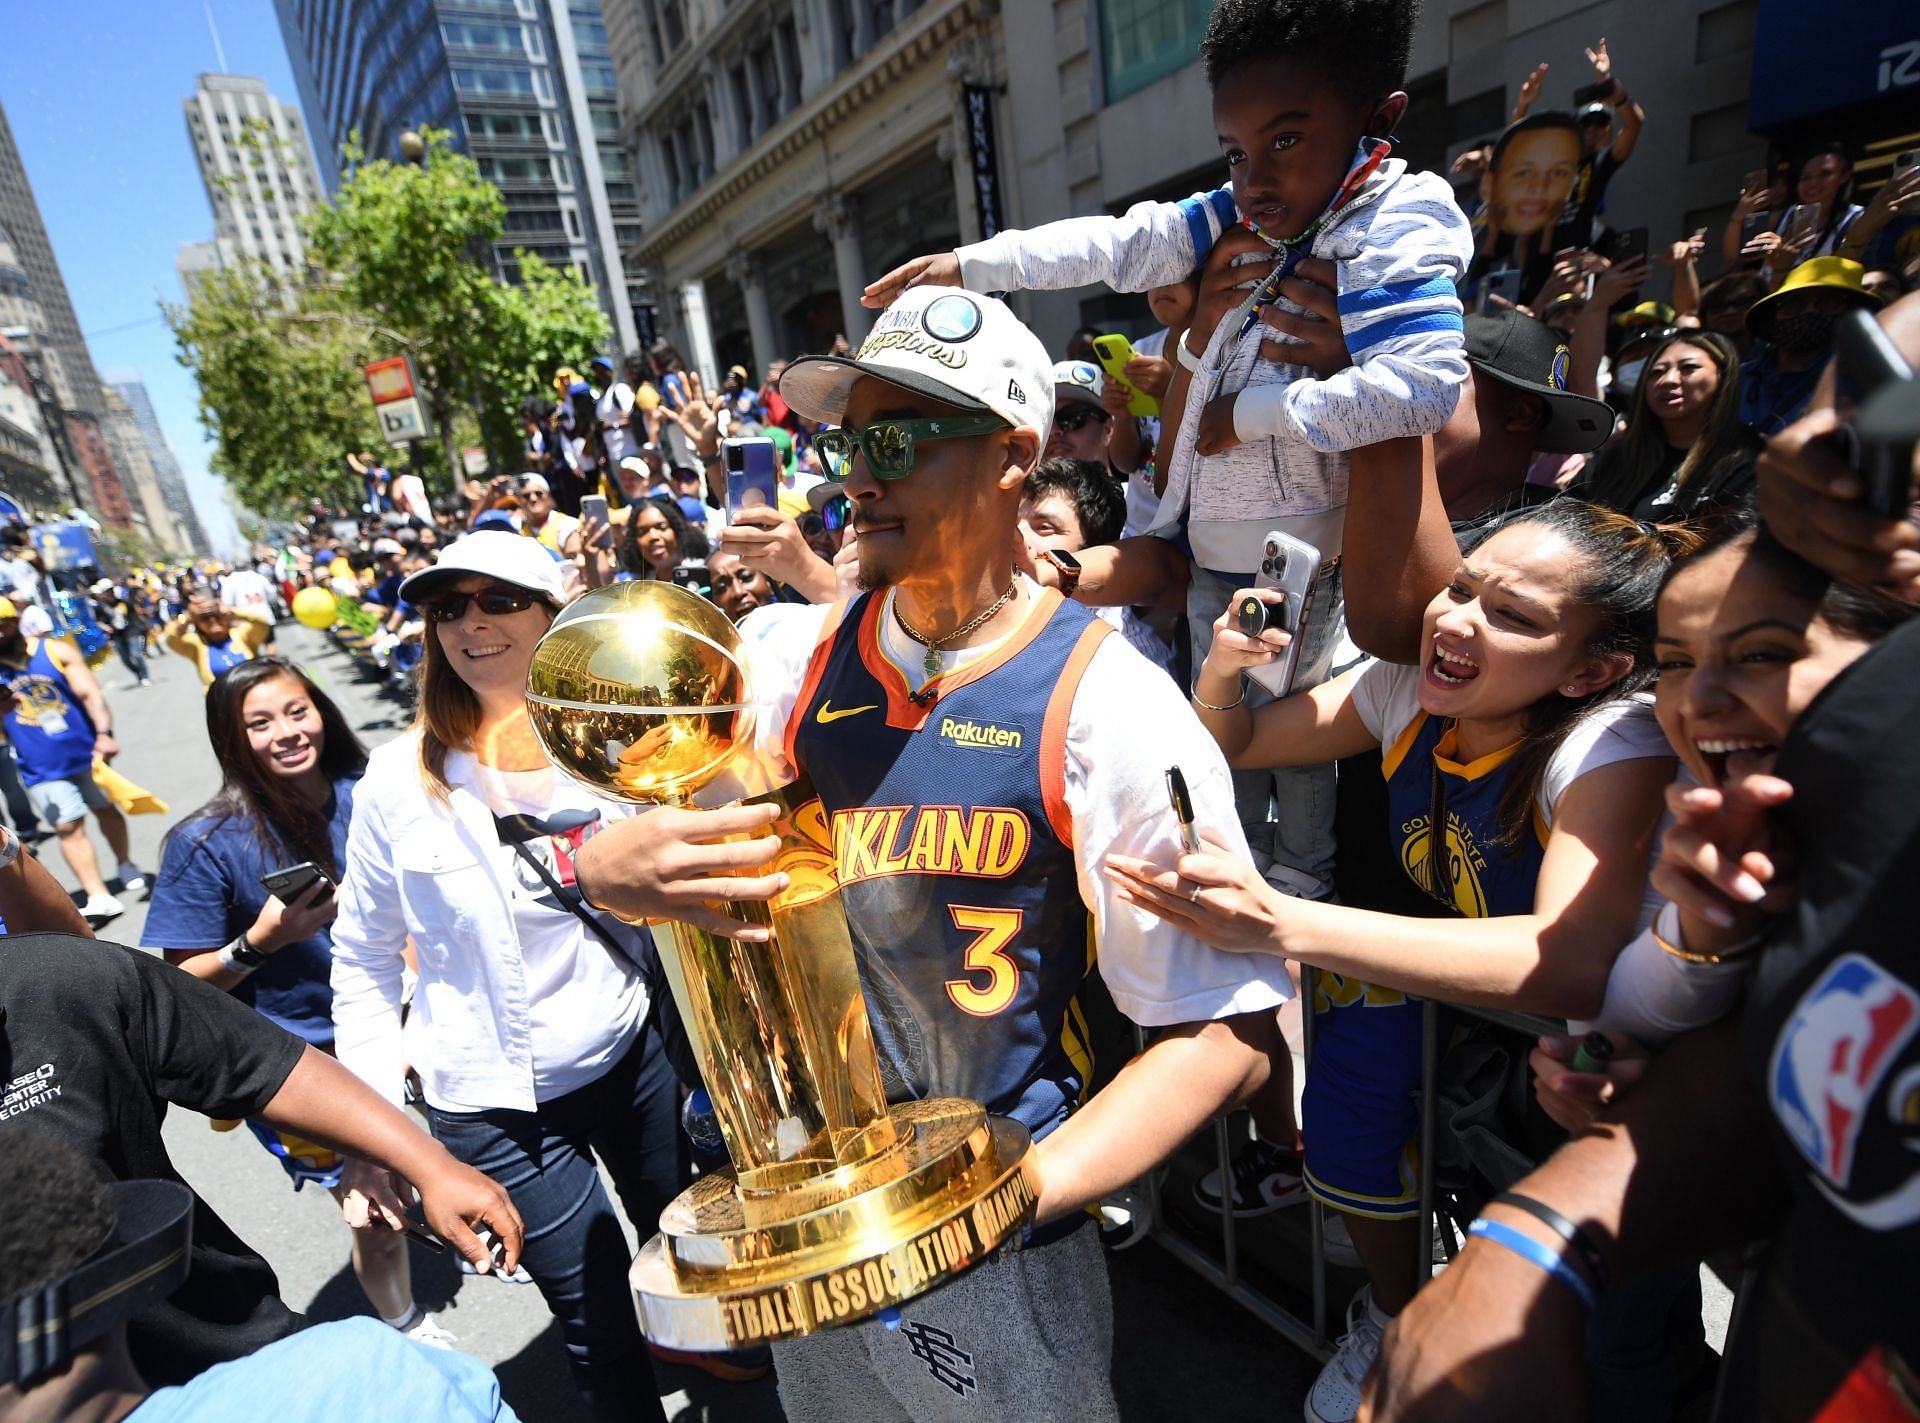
[92,758,168,816]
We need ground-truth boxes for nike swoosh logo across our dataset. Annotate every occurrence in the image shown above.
[817,701,879,724]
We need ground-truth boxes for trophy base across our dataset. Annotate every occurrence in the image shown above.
[632,1098,1040,1350]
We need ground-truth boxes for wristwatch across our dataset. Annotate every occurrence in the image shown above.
[1039,548,1082,598]
[228,934,270,969]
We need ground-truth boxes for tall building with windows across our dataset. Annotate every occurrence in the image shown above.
[183,74,326,283]
[274,0,647,350]
[602,0,1000,382]
[0,99,134,526]
[106,378,211,554]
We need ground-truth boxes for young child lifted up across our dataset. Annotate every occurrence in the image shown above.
[867,0,1472,578]
[870,0,1472,912]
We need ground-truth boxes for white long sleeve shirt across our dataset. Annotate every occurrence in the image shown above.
[956,155,1473,573]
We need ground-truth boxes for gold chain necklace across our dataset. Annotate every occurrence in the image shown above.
[891,584,1018,681]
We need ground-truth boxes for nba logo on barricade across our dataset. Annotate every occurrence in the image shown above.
[1770,954,1919,1202]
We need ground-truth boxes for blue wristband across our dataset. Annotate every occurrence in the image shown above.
[1467,1217,1598,1310]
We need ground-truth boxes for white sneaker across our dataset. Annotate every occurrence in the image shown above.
[115,862,149,897]
[80,892,125,927]
[1305,1287,1389,1423]
[396,1309,460,1351]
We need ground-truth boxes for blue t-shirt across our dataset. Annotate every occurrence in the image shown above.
[140,773,360,1047]
[129,1316,517,1421]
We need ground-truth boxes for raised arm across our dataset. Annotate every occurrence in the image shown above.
[45,638,117,760]
[0,824,91,935]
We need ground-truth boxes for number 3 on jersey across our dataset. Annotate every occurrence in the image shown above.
[945,906,1025,1016]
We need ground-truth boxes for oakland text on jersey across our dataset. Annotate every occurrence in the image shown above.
[831,805,1032,886]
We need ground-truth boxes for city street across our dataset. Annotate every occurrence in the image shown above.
[51,620,1320,1421]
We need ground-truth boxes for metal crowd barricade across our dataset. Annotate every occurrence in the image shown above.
[1135,966,1565,1358]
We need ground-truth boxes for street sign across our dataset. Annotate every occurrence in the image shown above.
[378,396,429,445]
[363,356,415,405]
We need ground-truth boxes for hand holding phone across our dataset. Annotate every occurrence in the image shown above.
[579,494,610,550]
[1244,530,1321,698]
[260,861,333,902]
[723,437,778,522]
[1090,334,1159,417]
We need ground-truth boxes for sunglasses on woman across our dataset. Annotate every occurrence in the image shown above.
[815,415,1008,482]
[425,585,539,623]
[1054,405,1109,434]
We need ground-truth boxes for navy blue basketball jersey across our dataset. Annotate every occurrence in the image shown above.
[789,588,1111,1138]
[1381,711,1545,921]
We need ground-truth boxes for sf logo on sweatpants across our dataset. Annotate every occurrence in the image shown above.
[898,1319,976,1395]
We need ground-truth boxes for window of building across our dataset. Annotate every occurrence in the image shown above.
[660,132,683,201]
[533,67,555,103]
[543,111,565,144]
[564,206,582,239]
[571,17,607,53]
[453,64,537,99]
[730,62,754,144]
[751,39,783,129]
[591,106,619,141]
[658,0,686,54]
[1099,0,1212,104]
[693,99,715,183]
[580,62,617,95]
[604,181,637,204]
[775,15,802,111]
[553,153,574,188]
[442,19,518,51]
[523,24,545,61]
[834,0,860,65]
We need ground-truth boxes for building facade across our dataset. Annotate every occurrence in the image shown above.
[0,333,64,513]
[99,388,200,557]
[107,379,212,554]
[183,74,327,283]
[605,0,1005,381]
[619,0,1916,366]
[0,100,133,525]
[275,0,649,350]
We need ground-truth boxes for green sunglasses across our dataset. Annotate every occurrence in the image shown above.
[815,415,1008,482]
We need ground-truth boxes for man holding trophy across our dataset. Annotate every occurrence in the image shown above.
[573,286,1295,1420]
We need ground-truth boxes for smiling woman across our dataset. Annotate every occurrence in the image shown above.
[324,530,764,1414]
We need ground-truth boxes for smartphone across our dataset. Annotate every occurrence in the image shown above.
[1243,530,1321,698]
[1826,310,1918,517]
[669,563,712,594]
[723,437,777,521]
[1784,203,1821,245]
[1740,209,1774,246]
[1742,168,1769,196]
[1089,334,1159,418]
[1894,150,1920,184]
[579,494,610,549]
[1608,226,1649,269]
[260,861,332,901]
[1477,268,1523,314]
[1163,767,1202,856]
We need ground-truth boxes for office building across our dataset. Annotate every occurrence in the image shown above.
[183,73,327,283]
[0,100,134,525]
[107,378,211,554]
[275,0,647,351]
[0,333,63,512]
[604,0,994,379]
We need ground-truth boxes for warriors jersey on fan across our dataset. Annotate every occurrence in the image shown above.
[725,575,1292,1139]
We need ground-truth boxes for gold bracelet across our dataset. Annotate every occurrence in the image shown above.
[1650,923,1726,964]
[1192,689,1244,712]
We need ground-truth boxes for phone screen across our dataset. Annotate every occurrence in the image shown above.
[1785,204,1820,243]
[579,495,610,548]
[723,438,778,521]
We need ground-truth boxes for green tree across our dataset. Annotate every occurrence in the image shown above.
[164,264,381,517]
[303,128,610,484]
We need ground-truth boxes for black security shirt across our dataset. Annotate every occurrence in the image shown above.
[1717,618,1920,1419]
[0,934,306,1384]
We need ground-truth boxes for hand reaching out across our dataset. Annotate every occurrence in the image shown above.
[1530,1031,1651,1133]
[862,252,962,309]
[1656,229,1707,266]
[1648,774,1796,957]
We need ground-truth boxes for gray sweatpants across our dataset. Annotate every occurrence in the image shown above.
[772,1225,1117,1423]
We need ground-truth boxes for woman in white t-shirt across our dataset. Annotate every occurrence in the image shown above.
[1109,498,1688,1420]
[327,531,776,1418]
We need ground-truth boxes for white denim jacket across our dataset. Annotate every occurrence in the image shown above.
[329,731,649,1113]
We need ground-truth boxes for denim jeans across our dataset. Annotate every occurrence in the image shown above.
[1187,560,1349,900]
[428,1020,681,1423]
[114,627,149,680]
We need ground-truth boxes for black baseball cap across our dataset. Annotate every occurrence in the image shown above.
[1465,310,1616,454]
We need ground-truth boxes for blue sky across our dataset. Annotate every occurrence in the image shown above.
[0,2,317,555]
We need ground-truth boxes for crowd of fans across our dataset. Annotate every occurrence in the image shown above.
[2,2,1917,1422]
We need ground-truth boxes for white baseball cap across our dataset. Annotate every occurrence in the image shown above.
[371,537,404,556]
[1052,359,1106,409]
[776,286,1054,443]
[398,530,566,606]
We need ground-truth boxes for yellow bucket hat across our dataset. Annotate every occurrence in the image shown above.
[1747,257,1880,340]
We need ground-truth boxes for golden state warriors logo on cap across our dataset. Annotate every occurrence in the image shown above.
[922,294,983,343]
[1549,346,1571,391]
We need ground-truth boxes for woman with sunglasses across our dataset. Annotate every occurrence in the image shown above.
[327,532,785,1418]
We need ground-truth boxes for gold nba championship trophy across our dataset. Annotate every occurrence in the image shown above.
[526,582,1040,1351]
